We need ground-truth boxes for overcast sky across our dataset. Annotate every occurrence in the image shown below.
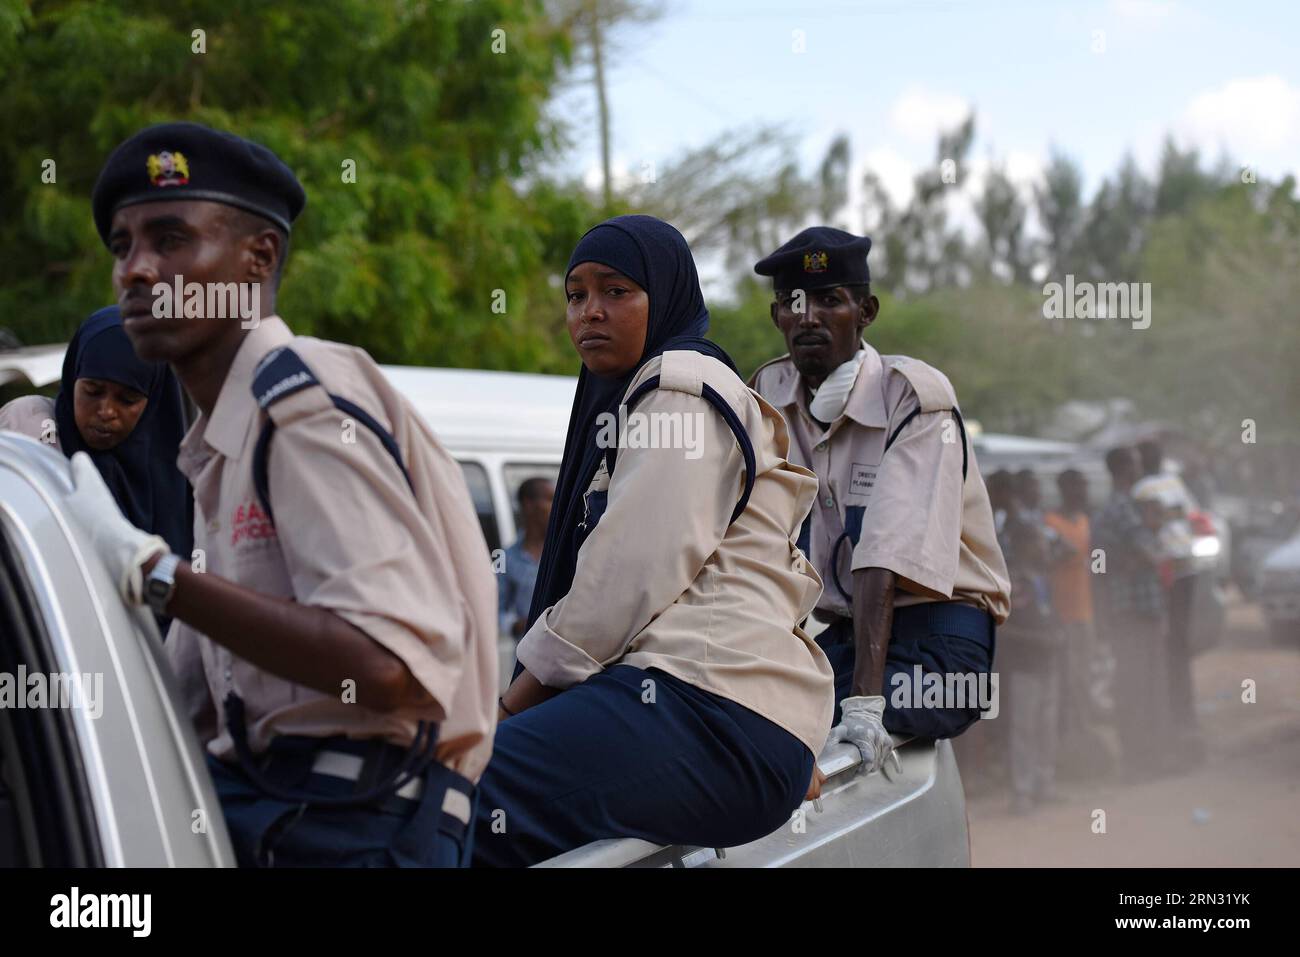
[546,0,1298,243]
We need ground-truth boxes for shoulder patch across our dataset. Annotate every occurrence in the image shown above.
[251,346,320,410]
[747,352,792,390]
[883,356,958,413]
[657,350,706,398]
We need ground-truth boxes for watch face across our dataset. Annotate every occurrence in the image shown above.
[146,556,177,611]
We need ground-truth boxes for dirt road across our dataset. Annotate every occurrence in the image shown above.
[965,593,1300,867]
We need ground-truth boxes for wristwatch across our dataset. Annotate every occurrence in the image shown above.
[144,553,181,616]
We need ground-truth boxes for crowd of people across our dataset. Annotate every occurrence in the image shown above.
[984,439,1209,814]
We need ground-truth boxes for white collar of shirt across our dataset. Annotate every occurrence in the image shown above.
[177,315,294,478]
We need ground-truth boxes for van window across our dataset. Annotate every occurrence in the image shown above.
[502,464,560,535]
[458,461,501,553]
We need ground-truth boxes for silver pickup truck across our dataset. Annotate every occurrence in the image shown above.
[0,432,970,868]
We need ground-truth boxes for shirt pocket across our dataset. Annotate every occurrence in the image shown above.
[576,463,612,550]
[840,457,883,516]
[576,490,609,550]
[829,449,883,598]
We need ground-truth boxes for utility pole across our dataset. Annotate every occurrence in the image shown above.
[588,0,613,215]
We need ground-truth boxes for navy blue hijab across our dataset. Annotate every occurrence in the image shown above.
[54,307,193,560]
[526,215,738,627]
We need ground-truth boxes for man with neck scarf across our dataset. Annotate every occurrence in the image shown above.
[472,215,834,867]
[0,305,193,633]
[750,227,1010,774]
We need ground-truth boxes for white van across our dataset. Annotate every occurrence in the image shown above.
[378,365,575,691]
[378,365,571,554]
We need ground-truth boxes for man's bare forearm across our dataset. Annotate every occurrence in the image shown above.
[500,669,563,718]
[154,558,429,714]
[850,567,896,697]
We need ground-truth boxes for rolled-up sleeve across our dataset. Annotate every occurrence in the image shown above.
[268,405,466,721]
[851,406,965,599]
[516,389,742,689]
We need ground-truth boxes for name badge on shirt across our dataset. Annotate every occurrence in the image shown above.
[850,463,877,498]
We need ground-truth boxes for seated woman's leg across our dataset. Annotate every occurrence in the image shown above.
[472,664,813,867]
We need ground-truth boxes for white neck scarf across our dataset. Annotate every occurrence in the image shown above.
[808,347,866,422]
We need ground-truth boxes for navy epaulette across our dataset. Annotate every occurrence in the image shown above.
[250,346,413,523]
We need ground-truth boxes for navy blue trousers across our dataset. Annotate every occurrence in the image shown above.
[207,735,475,868]
[816,601,996,738]
[472,665,815,868]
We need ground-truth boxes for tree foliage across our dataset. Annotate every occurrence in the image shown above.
[1,0,599,372]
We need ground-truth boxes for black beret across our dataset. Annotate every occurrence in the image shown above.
[92,122,305,245]
[754,226,871,291]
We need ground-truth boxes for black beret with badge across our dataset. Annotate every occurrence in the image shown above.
[754,226,872,291]
[91,122,306,245]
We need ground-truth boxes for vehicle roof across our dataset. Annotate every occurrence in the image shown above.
[973,432,1082,456]
[1,344,577,455]
[378,365,575,455]
[0,344,64,389]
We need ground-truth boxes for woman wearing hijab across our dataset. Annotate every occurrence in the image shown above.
[472,215,834,867]
[0,306,193,596]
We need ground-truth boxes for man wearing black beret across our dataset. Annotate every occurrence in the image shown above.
[62,122,498,866]
[750,226,1010,780]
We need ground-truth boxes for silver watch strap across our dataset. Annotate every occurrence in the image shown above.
[146,552,181,614]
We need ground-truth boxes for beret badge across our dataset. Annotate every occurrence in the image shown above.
[146,150,190,187]
[803,250,829,273]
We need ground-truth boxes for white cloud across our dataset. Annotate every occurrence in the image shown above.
[857,146,916,210]
[582,156,635,194]
[889,87,972,144]
[1177,75,1300,159]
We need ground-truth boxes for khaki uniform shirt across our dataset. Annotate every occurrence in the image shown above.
[166,316,498,782]
[0,394,59,448]
[516,350,835,756]
[751,343,1010,624]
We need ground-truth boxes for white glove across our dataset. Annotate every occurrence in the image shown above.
[65,452,168,605]
[829,695,899,776]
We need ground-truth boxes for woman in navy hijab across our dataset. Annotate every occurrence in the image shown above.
[473,216,835,866]
[1,307,192,609]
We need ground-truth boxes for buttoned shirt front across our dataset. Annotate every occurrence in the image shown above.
[166,316,498,782]
[751,343,1010,624]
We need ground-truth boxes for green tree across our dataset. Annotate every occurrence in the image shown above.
[1034,149,1085,279]
[974,161,1031,284]
[1,0,599,372]
[1078,154,1152,284]
[1132,177,1300,445]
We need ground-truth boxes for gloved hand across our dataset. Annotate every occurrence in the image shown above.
[829,695,900,776]
[64,452,168,605]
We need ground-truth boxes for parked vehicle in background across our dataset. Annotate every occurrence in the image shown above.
[1257,531,1300,643]
[1223,495,1300,599]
